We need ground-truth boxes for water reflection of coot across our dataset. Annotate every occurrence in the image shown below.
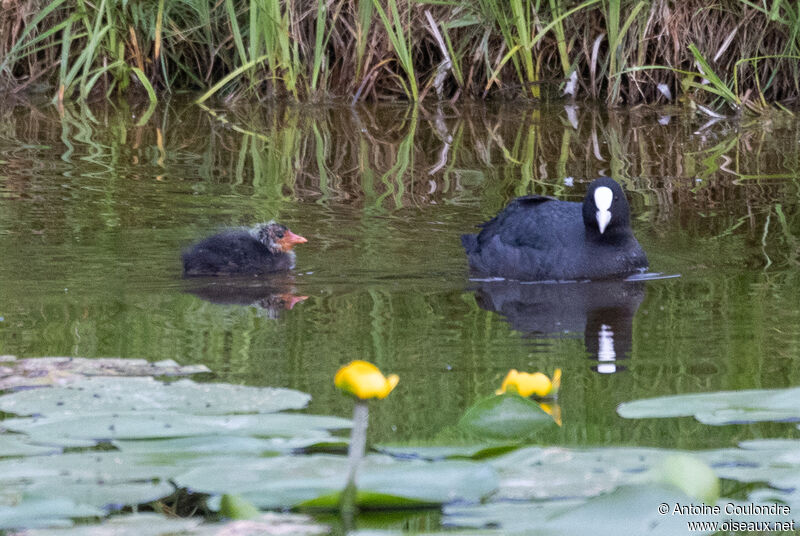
[471,279,645,372]
[184,277,308,319]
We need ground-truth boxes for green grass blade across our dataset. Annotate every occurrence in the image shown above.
[356,0,374,77]
[57,18,74,102]
[689,43,739,104]
[81,59,125,99]
[196,54,269,104]
[225,0,248,67]
[311,0,327,91]
[372,0,418,100]
[131,67,157,103]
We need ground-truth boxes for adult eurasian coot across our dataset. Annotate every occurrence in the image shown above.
[461,177,648,281]
[182,221,307,276]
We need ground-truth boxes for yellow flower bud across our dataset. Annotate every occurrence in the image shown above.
[334,360,399,400]
[496,368,561,398]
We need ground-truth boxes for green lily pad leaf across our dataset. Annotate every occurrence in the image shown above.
[654,454,719,504]
[23,481,175,510]
[739,438,800,451]
[748,488,800,514]
[0,357,210,390]
[701,443,800,490]
[537,484,700,535]
[444,499,586,532]
[0,450,190,485]
[209,514,328,536]
[0,434,59,456]
[302,490,435,509]
[0,497,104,530]
[220,494,261,520]
[458,395,554,440]
[445,485,698,535]
[372,457,497,504]
[16,513,202,535]
[3,414,220,442]
[376,444,520,460]
[177,454,497,509]
[304,458,498,509]
[300,440,349,454]
[179,455,345,508]
[112,434,335,455]
[197,513,328,536]
[0,377,310,417]
[617,387,800,425]
[0,451,183,508]
[3,412,350,443]
[489,446,677,501]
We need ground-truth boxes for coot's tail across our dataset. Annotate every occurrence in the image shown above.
[182,251,211,277]
[461,233,478,254]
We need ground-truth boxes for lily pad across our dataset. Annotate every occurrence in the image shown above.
[3,412,350,444]
[196,513,328,536]
[488,446,662,500]
[112,434,334,455]
[617,387,800,424]
[458,395,554,440]
[0,451,184,508]
[445,485,702,535]
[0,434,59,456]
[177,454,497,509]
[0,497,104,530]
[14,513,202,535]
[0,358,210,391]
[376,444,520,461]
[0,377,310,417]
[701,441,800,490]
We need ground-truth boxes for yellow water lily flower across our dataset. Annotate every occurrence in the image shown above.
[335,360,399,400]
[496,368,561,398]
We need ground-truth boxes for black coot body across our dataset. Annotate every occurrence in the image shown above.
[182,222,307,277]
[461,177,648,281]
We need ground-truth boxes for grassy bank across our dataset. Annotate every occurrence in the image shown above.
[1,0,800,108]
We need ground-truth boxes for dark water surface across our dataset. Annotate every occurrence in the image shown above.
[1,99,799,450]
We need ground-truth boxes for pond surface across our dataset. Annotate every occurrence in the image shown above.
[1,98,799,454]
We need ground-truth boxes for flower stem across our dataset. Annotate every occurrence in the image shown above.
[340,399,369,528]
[346,400,369,484]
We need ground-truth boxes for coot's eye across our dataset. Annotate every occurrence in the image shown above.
[275,230,284,238]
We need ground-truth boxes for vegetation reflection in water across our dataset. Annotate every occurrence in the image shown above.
[0,99,800,530]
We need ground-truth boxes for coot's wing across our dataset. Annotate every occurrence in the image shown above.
[476,195,555,229]
[477,195,568,250]
[466,196,585,280]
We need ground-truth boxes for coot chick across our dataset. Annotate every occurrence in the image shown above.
[461,177,648,281]
[183,221,307,276]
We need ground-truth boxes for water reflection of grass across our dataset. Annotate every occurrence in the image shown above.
[1,101,799,251]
